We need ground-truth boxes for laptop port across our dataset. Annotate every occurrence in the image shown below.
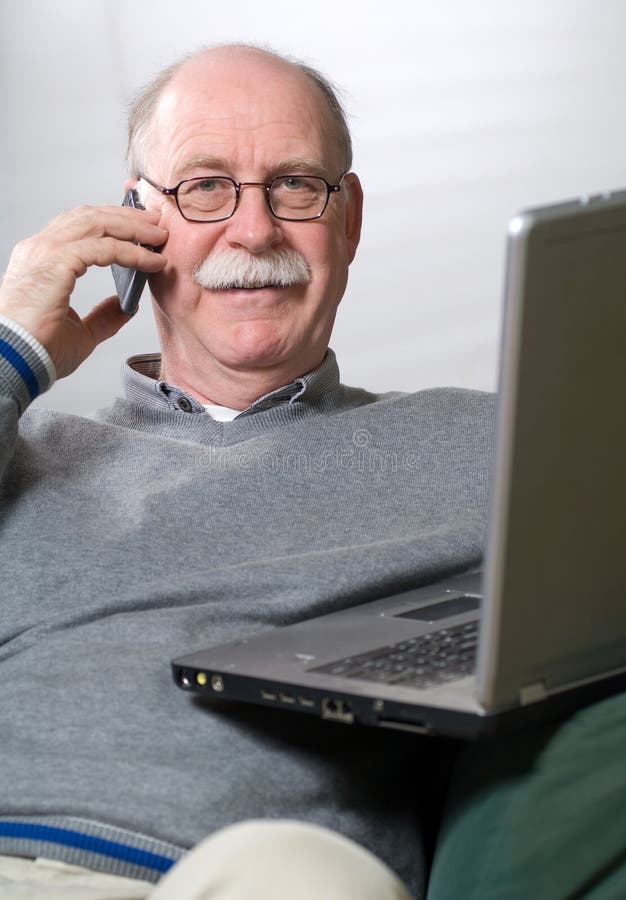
[321,697,354,724]
[378,716,433,736]
[260,689,277,702]
[279,692,296,704]
[297,696,315,708]
[178,669,200,689]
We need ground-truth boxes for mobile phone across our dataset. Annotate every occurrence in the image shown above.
[111,188,154,316]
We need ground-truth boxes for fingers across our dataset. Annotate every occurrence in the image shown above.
[66,234,168,276]
[45,206,169,276]
[13,204,168,286]
[0,204,170,379]
[0,205,168,320]
[42,204,168,250]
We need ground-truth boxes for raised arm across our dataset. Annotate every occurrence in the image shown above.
[0,203,167,476]
[0,204,168,382]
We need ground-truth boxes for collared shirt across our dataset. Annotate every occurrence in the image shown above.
[123,349,341,419]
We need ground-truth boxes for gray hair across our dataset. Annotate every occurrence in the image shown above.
[126,44,353,178]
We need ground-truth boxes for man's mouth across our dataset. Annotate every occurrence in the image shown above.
[223,282,281,291]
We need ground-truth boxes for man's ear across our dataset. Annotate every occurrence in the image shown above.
[343,173,363,264]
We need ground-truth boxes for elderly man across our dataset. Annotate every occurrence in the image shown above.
[0,45,494,898]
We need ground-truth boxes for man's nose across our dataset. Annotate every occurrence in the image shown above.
[223,183,284,253]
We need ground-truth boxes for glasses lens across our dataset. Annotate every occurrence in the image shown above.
[178,177,237,221]
[270,176,327,220]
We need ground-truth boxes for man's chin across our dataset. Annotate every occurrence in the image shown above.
[210,321,305,372]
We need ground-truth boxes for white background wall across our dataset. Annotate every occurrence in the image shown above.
[2,0,625,413]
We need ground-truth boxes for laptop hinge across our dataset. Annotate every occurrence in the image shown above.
[518,681,548,706]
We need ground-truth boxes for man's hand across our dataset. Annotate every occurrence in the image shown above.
[0,205,168,379]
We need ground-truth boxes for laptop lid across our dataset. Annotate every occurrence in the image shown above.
[476,190,626,710]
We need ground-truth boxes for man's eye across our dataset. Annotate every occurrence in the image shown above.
[280,177,304,190]
[194,179,218,192]
[181,178,228,196]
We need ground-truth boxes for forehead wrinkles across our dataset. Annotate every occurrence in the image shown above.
[147,62,341,177]
[154,120,328,182]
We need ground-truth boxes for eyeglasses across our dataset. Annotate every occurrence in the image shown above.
[138,172,346,223]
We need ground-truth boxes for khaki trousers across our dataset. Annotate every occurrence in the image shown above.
[0,820,414,900]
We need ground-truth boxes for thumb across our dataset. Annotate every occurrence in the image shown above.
[83,294,135,348]
[51,295,137,380]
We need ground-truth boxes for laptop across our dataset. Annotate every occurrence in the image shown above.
[172,189,626,739]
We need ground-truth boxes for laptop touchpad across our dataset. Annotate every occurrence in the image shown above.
[397,594,480,622]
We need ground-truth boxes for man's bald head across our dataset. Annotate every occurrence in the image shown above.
[126,44,353,179]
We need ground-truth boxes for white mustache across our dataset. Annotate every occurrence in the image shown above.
[193,248,311,290]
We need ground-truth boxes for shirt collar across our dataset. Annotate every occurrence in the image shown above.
[122,349,340,417]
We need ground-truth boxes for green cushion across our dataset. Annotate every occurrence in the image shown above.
[427,691,626,900]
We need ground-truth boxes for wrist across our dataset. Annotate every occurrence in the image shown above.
[0,315,56,414]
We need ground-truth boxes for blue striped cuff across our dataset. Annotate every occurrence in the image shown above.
[0,320,54,414]
[0,817,185,884]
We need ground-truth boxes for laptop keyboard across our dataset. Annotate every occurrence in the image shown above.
[310,620,479,689]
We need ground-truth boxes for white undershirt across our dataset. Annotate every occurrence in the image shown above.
[202,404,242,422]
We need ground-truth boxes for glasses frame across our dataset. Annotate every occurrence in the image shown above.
[138,172,347,223]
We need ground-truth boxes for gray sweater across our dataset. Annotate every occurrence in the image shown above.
[0,337,495,897]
